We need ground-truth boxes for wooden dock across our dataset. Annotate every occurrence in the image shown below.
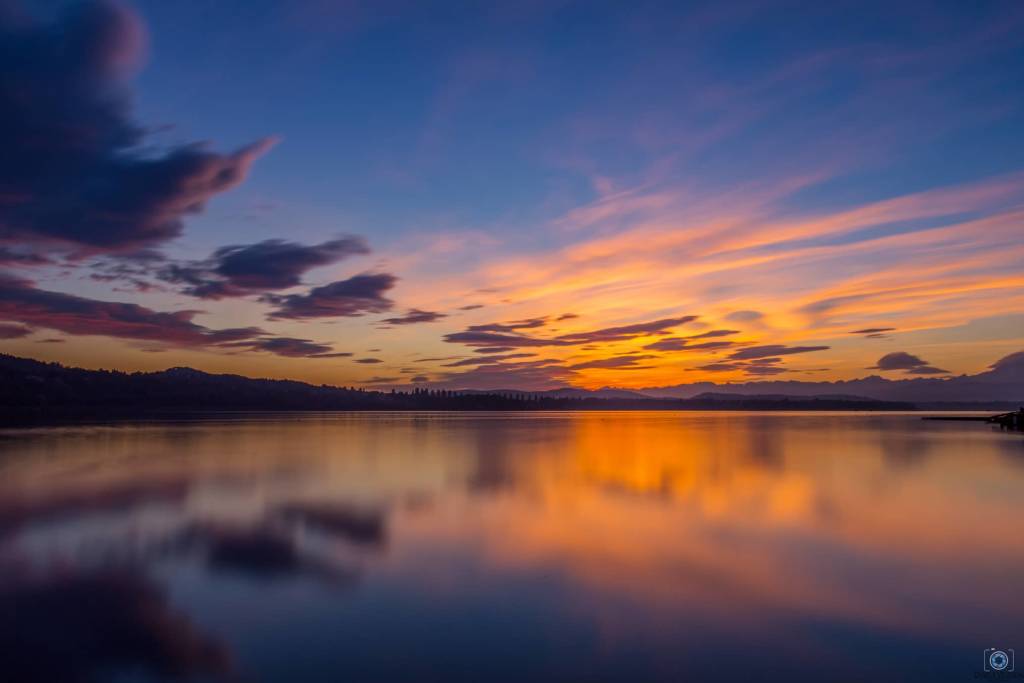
[923,408,1024,431]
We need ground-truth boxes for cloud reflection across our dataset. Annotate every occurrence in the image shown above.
[0,567,231,683]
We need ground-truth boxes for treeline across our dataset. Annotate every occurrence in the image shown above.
[382,387,915,411]
[0,354,915,422]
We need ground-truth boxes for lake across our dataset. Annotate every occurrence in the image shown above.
[1,412,1021,682]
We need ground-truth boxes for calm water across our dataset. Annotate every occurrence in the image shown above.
[1,412,1022,682]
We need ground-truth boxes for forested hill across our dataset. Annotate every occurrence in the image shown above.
[0,354,919,419]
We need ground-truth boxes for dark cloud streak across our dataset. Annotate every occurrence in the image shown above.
[728,345,829,360]
[0,275,346,358]
[223,337,352,359]
[380,309,447,325]
[162,237,369,300]
[264,274,396,319]
[556,316,697,343]
[445,315,697,348]
[869,351,949,375]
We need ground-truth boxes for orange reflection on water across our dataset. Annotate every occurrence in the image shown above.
[395,414,1024,642]
[1,412,1023,682]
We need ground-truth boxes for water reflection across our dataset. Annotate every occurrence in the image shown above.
[1,567,231,683]
[0,413,1021,682]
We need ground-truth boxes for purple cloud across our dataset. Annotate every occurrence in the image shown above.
[162,237,369,299]
[643,337,689,351]
[743,365,787,375]
[0,274,346,358]
[694,362,745,372]
[444,315,697,349]
[870,352,924,370]
[643,337,737,351]
[264,274,396,319]
[556,316,697,343]
[728,345,829,360]
[869,351,948,375]
[0,323,32,339]
[0,1,272,254]
[0,274,257,347]
[443,330,571,348]
[686,341,738,351]
[467,317,549,333]
[689,329,740,339]
[224,337,353,358]
[905,365,951,375]
[380,309,447,325]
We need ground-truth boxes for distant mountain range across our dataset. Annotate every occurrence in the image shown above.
[2,352,1021,423]
[453,351,1024,408]
[637,351,1024,405]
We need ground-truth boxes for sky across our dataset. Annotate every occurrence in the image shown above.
[1,0,1023,390]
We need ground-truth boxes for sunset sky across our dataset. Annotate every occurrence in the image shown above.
[1,0,1022,390]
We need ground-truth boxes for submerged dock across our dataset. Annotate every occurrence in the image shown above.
[923,408,1024,432]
